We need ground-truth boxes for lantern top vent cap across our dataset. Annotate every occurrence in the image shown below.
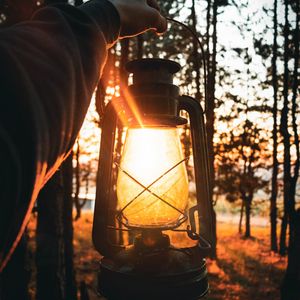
[126,59,181,85]
[126,58,181,74]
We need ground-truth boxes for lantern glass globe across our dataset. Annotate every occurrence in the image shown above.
[117,127,189,229]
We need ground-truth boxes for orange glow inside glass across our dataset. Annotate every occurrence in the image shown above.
[117,126,189,228]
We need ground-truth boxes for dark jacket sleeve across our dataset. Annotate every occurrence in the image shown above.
[0,0,120,271]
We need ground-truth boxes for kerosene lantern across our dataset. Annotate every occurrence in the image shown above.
[92,58,214,300]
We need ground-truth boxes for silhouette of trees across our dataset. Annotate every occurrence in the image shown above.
[0,0,299,298]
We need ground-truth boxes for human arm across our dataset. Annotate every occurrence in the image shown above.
[0,0,166,272]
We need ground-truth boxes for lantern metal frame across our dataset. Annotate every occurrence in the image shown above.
[92,58,214,300]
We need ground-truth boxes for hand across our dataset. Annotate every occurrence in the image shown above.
[108,0,167,38]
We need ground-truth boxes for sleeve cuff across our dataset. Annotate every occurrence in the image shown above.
[79,0,120,46]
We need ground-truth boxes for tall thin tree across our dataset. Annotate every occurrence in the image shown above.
[281,0,300,297]
[36,171,67,300]
[205,0,218,258]
[288,0,299,250]
[191,0,201,100]
[270,0,278,252]
[279,0,291,256]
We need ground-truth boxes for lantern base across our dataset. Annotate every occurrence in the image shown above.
[97,241,209,300]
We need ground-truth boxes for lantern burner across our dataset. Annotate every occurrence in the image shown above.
[98,228,209,300]
[136,229,170,250]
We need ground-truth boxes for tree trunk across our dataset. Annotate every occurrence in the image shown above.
[206,0,211,71]
[239,200,245,234]
[289,0,299,251]
[279,0,291,256]
[0,234,30,300]
[279,214,288,256]
[205,0,218,259]
[36,171,66,300]
[281,210,300,300]
[281,1,299,297]
[61,154,77,299]
[270,0,278,253]
[74,142,81,220]
[36,156,77,300]
[191,0,201,100]
[244,196,251,238]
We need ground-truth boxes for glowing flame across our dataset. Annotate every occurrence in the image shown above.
[117,127,189,228]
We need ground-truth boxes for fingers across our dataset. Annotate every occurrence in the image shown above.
[109,0,167,38]
[147,5,167,34]
[147,0,160,11]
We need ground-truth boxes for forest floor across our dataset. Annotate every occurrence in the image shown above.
[28,212,287,300]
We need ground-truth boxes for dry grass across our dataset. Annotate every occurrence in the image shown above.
[27,212,287,300]
[206,222,286,300]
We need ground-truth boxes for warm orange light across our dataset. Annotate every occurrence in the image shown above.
[117,127,189,228]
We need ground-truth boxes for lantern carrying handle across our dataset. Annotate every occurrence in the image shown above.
[92,100,125,257]
[178,95,215,250]
[166,17,208,113]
